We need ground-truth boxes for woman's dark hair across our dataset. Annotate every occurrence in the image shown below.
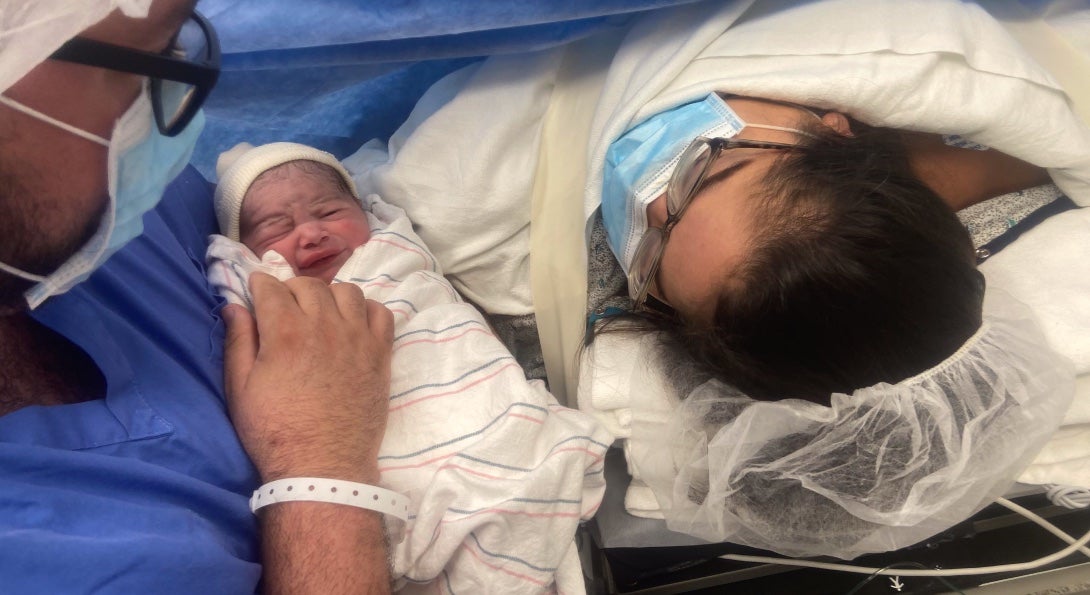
[600,119,984,406]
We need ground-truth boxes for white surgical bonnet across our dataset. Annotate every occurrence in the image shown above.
[630,289,1075,559]
[0,1,151,95]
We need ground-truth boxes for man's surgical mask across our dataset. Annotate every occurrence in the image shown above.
[601,93,813,273]
[0,82,204,309]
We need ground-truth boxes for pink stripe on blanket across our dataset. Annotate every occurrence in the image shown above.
[457,543,550,588]
[388,362,522,413]
[393,327,494,353]
[369,237,432,270]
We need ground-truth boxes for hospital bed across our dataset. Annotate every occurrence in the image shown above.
[196,0,1090,592]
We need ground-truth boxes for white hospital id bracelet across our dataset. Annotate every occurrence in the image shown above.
[249,477,410,521]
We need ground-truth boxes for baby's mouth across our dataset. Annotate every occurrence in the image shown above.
[299,250,342,272]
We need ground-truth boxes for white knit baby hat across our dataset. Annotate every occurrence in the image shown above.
[214,142,360,242]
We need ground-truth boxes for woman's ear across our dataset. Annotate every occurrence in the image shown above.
[821,112,854,137]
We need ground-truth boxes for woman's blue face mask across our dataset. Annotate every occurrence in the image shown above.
[601,93,812,275]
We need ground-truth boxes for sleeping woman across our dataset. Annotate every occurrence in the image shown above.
[592,93,1051,405]
[345,0,1086,558]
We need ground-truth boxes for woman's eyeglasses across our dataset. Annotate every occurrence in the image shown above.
[49,11,220,137]
[627,136,802,313]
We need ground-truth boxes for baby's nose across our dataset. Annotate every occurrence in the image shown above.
[298,221,327,247]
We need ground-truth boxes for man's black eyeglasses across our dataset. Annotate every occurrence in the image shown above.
[49,11,220,137]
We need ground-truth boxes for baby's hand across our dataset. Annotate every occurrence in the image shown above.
[223,272,394,484]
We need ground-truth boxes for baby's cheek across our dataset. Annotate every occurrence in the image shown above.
[348,221,372,249]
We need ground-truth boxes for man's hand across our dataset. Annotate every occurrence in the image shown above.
[223,273,394,483]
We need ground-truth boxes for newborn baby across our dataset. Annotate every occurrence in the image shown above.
[206,142,610,594]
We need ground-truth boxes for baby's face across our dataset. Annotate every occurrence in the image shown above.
[239,162,371,283]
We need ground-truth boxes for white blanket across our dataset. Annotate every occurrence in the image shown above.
[347,0,1090,521]
[206,195,612,594]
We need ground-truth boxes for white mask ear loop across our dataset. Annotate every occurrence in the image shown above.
[0,95,110,147]
[0,259,48,282]
[740,99,825,140]
[0,95,110,283]
[743,123,820,140]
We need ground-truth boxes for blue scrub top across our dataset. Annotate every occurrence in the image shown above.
[0,166,261,593]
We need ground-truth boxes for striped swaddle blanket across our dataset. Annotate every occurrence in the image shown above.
[207,194,611,594]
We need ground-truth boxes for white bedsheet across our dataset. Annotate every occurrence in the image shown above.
[206,195,612,594]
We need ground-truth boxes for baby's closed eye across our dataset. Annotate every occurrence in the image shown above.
[248,217,292,249]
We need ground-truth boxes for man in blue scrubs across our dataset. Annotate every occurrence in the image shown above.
[0,1,395,592]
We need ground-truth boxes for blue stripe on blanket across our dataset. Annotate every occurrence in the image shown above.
[469,532,558,573]
[378,402,549,460]
[455,433,608,472]
[384,298,420,313]
[346,273,402,284]
[388,355,514,400]
[394,319,488,342]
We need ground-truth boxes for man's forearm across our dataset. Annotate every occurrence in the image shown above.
[260,502,391,595]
